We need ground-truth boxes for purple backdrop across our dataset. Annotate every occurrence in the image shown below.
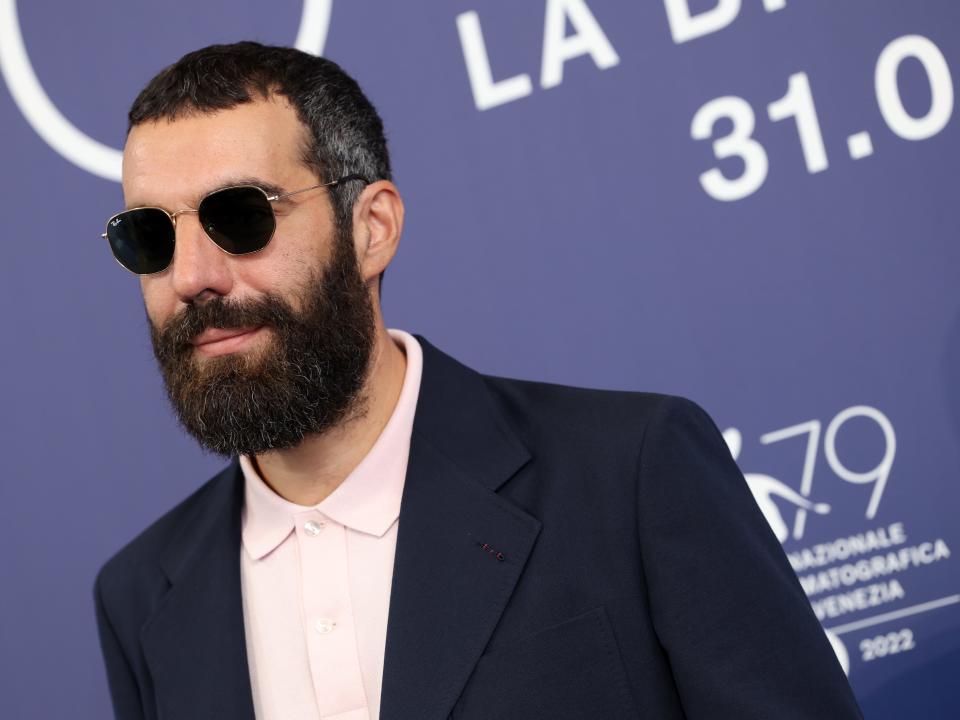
[2,1,958,717]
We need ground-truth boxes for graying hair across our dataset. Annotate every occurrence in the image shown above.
[128,41,391,285]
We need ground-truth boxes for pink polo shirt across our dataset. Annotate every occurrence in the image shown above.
[239,329,422,720]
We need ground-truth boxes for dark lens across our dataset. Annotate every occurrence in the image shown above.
[198,186,276,255]
[106,208,175,274]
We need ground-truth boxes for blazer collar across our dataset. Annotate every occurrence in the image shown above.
[410,336,532,491]
[140,336,540,720]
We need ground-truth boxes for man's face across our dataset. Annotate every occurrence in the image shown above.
[122,96,375,455]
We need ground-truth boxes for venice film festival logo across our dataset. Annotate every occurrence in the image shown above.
[0,0,333,181]
[724,405,954,675]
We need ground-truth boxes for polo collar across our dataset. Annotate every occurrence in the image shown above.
[240,329,423,559]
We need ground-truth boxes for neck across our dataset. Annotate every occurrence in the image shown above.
[252,324,407,505]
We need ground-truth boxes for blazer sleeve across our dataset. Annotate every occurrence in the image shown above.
[635,395,864,719]
[94,572,146,720]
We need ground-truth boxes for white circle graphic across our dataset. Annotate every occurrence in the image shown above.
[0,0,332,182]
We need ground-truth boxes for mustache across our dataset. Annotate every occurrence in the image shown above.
[151,295,293,354]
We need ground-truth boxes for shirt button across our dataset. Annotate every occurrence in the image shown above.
[314,618,336,634]
[304,519,325,536]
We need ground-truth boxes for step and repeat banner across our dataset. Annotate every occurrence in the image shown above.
[2,1,957,717]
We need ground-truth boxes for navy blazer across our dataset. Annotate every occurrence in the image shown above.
[95,337,863,719]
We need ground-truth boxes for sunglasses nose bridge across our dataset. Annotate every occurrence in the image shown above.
[170,207,219,256]
[168,207,198,229]
[167,209,235,302]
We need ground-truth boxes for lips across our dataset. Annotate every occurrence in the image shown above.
[191,326,265,356]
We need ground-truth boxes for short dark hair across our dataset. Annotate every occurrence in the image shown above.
[128,41,391,288]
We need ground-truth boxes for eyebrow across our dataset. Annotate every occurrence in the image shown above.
[210,177,286,199]
[124,177,286,211]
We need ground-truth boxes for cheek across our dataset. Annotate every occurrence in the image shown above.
[240,231,329,292]
[140,277,176,328]
[277,204,336,264]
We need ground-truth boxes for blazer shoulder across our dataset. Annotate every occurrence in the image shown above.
[95,462,238,597]
[480,373,702,443]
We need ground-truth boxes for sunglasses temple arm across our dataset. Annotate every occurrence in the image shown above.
[330,173,371,186]
[271,174,372,202]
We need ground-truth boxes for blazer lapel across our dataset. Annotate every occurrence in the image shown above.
[380,338,542,720]
[136,337,538,720]
[140,463,256,720]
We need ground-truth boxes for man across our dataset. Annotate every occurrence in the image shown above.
[95,41,863,720]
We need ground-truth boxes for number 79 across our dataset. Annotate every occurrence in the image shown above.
[760,406,896,538]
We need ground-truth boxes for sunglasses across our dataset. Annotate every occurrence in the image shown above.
[102,174,370,275]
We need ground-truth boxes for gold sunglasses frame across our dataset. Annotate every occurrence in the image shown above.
[101,174,370,276]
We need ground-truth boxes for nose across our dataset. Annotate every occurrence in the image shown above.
[169,212,234,304]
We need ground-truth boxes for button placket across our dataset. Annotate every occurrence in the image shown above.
[295,514,367,716]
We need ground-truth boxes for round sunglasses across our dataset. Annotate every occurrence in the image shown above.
[101,174,370,275]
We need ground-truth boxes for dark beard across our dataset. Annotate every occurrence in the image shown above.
[148,233,376,457]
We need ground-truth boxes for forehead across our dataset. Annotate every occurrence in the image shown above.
[122,95,312,208]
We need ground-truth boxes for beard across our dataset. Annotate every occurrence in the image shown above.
[148,232,376,457]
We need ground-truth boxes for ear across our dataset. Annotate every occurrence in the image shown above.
[352,180,404,286]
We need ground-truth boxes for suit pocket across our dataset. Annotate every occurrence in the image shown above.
[451,606,638,720]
